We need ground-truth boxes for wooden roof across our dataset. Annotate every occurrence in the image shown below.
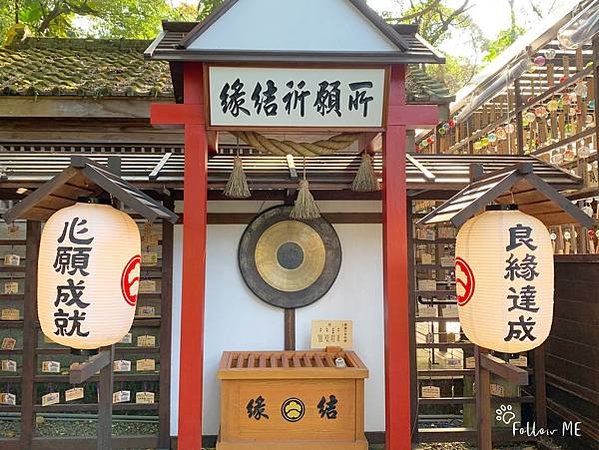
[146,18,445,65]
[0,153,581,195]
[2,156,178,224]
[417,163,594,228]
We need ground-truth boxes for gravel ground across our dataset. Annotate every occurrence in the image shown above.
[1,419,543,450]
[35,419,158,437]
[0,418,158,438]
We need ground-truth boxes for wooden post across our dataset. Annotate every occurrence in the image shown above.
[383,64,411,450]
[179,62,208,450]
[475,346,492,450]
[466,118,474,154]
[475,349,529,450]
[150,62,208,450]
[533,345,548,428]
[20,220,40,450]
[97,345,115,450]
[593,36,599,148]
[159,198,175,449]
[382,64,439,450]
[407,200,419,443]
[284,309,296,351]
[514,79,525,155]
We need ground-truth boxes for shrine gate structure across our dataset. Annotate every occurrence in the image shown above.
[146,1,444,448]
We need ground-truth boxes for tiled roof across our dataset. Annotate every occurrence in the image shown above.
[406,66,453,104]
[0,36,452,104]
[0,152,581,192]
[0,38,173,97]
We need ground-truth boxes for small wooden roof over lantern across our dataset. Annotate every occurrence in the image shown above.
[2,156,179,224]
[417,163,595,229]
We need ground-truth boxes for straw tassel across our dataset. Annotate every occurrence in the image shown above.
[290,179,321,220]
[352,152,380,192]
[290,158,321,220]
[223,155,251,199]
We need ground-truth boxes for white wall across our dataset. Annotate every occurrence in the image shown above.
[170,202,385,436]
[187,0,398,53]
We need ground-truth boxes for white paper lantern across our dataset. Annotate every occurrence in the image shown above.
[38,201,141,349]
[455,206,554,353]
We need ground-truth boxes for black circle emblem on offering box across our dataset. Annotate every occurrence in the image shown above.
[238,205,342,309]
[281,398,306,422]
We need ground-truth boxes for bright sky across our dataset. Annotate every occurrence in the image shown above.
[365,0,580,61]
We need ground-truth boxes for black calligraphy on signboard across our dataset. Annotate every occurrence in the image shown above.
[53,217,93,337]
[218,78,377,120]
[504,224,540,343]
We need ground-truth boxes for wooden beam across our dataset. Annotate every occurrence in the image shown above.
[479,353,529,385]
[149,152,173,181]
[69,349,112,384]
[207,130,219,154]
[469,163,484,182]
[202,212,383,225]
[407,153,435,180]
[150,104,203,126]
[358,132,379,154]
[286,154,298,180]
[0,97,172,119]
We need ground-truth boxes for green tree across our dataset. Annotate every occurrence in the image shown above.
[483,0,524,63]
[380,0,486,94]
[427,54,478,94]
[0,0,198,41]
[483,25,525,63]
[88,0,197,38]
[197,0,223,20]
[380,0,480,46]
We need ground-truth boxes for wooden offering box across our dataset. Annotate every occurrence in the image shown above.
[217,350,369,450]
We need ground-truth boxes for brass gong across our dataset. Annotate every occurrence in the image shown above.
[238,205,342,309]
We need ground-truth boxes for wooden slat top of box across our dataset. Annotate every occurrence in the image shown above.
[218,351,369,380]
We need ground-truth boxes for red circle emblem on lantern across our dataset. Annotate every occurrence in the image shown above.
[121,255,141,306]
[455,257,475,306]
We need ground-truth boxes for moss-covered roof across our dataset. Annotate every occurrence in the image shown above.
[0,37,452,104]
[406,65,454,104]
[0,38,173,97]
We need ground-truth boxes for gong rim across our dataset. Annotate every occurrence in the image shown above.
[238,205,342,309]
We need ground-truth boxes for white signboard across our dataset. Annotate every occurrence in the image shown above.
[209,66,386,128]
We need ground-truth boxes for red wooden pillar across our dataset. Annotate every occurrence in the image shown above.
[383,64,411,450]
[179,62,208,450]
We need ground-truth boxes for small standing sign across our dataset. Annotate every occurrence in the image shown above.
[311,320,353,349]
